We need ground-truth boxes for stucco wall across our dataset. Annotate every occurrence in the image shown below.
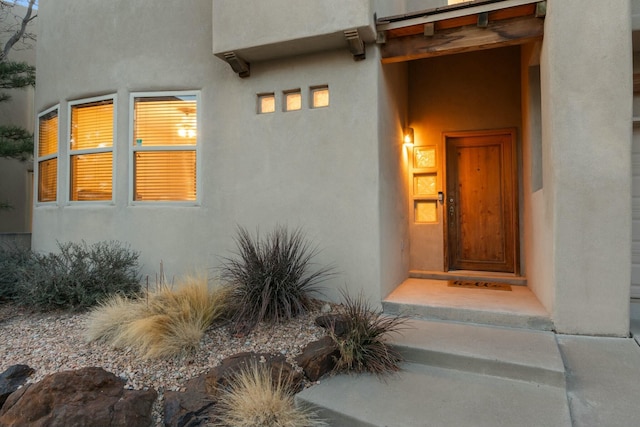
[407,46,523,272]
[520,42,555,317]
[34,0,385,303]
[378,57,410,299]
[541,0,632,335]
[212,0,375,59]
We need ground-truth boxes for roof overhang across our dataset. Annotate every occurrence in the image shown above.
[376,0,546,64]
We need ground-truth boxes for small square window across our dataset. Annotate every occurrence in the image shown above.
[283,90,302,112]
[258,93,275,114]
[415,201,437,223]
[311,86,329,108]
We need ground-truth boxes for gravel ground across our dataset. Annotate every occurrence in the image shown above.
[0,303,331,426]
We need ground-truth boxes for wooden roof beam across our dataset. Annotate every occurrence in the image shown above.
[380,14,544,64]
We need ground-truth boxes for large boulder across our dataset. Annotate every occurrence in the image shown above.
[204,351,303,396]
[163,387,215,427]
[164,352,302,427]
[295,336,340,381]
[0,364,34,408]
[0,367,156,427]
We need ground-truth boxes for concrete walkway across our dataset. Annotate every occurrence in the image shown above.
[558,335,640,427]
[297,312,640,427]
[298,362,571,427]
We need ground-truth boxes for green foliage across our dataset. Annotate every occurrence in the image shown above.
[0,124,33,159]
[330,291,408,375]
[86,276,231,359]
[0,62,35,159]
[0,61,35,92]
[214,362,325,427]
[220,226,333,331]
[14,241,141,311]
[0,243,33,301]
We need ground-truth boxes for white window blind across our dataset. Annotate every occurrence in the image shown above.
[37,108,58,203]
[132,94,198,202]
[69,97,114,202]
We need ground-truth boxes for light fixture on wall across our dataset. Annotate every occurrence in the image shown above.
[403,127,414,146]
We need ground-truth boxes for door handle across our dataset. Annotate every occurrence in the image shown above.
[438,191,444,203]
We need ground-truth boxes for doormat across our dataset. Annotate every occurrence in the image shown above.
[447,280,512,291]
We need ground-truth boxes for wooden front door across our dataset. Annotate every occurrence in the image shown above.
[445,130,517,273]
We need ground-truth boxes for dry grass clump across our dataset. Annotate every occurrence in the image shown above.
[86,275,230,358]
[214,362,325,427]
[330,291,408,374]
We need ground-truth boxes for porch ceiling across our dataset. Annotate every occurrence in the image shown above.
[376,0,545,63]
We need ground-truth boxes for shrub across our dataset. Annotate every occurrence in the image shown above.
[15,240,140,311]
[220,226,333,331]
[214,362,325,427]
[0,244,34,302]
[86,275,231,358]
[329,291,408,375]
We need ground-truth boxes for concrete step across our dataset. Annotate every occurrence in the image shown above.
[383,278,554,331]
[296,362,572,427]
[389,318,566,388]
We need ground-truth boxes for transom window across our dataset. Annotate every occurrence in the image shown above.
[36,106,59,203]
[131,92,199,202]
[69,95,115,202]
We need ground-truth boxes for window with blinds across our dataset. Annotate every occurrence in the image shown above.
[69,96,115,202]
[132,93,198,202]
[37,107,59,203]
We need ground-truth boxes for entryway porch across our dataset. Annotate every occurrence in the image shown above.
[383,275,553,331]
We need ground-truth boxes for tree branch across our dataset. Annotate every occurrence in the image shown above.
[1,0,36,62]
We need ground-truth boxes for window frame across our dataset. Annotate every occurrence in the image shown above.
[67,94,117,204]
[128,90,201,205]
[35,104,60,205]
[283,89,302,112]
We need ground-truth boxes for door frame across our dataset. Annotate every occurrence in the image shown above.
[442,128,520,274]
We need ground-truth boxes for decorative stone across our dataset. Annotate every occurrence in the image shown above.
[163,352,303,427]
[164,388,214,427]
[204,352,303,396]
[295,336,340,381]
[0,364,34,408]
[315,314,351,338]
[0,367,156,427]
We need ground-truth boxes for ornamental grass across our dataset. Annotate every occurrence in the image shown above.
[214,362,325,427]
[330,290,409,375]
[220,226,334,332]
[86,275,231,358]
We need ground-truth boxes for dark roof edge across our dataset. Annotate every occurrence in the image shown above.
[376,0,512,24]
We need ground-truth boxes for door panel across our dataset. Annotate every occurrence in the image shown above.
[446,131,517,272]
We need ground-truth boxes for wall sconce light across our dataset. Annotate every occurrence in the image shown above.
[403,127,414,146]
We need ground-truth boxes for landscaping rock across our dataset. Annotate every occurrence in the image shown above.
[0,367,156,427]
[295,336,340,381]
[315,314,350,338]
[163,351,303,427]
[164,387,214,427]
[204,351,303,396]
[0,364,33,408]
